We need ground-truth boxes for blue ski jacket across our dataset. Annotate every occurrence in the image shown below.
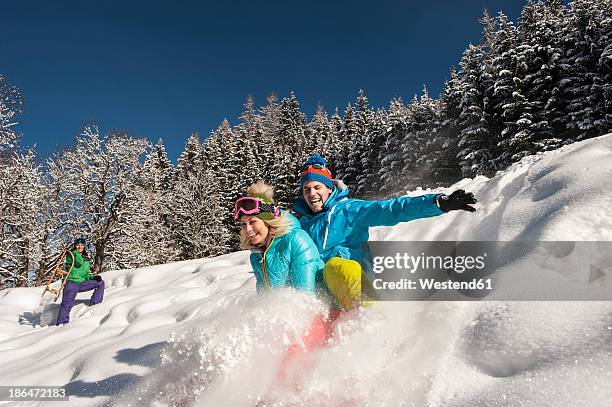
[293,183,445,269]
[249,212,324,293]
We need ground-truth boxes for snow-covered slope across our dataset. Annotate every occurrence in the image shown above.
[1,134,611,407]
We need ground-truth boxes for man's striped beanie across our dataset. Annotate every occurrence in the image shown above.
[299,154,334,190]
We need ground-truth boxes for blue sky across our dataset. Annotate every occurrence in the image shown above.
[2,1,524,162]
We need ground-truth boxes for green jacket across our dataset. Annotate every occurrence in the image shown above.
[65,250,94,284]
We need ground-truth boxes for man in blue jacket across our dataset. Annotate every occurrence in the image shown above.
[292,154,477,309]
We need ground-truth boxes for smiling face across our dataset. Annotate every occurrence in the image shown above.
[302,181,333,213]
[75,243,85,253]
[240,215,270,247]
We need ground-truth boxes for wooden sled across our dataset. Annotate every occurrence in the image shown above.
[41,246,75,302]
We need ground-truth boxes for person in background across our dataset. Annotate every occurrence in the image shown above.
[56,237,104,325]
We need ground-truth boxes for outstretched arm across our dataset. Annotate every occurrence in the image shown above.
[349,194,445,228]
[348,189,477,227]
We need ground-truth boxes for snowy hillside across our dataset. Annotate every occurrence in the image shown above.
[1,134,612,406]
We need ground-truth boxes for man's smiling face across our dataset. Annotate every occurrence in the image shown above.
[302,181,333,213]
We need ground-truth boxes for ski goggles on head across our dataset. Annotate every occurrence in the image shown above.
[233,197,281,220]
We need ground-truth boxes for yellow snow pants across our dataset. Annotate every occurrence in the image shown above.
[322,257,376,310]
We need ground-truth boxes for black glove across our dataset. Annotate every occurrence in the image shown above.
[436,190,477,212]
[93,275,103,282]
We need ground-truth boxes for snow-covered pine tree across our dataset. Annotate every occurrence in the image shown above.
[325,107,344,171]
[170,159,229,259]
[171,173,204,259]
[273,92,309,206]
[349,90,377,197]
[260,93,283,181]
[411,87,444,189]
[487,12,527,168]
[280,92,309,154]
[335,103,359,189]
[457,43,494,177]
[144,139,174,192]
[479,10,503,170]
[207,119,241,214]
[209,119,240,209]
[497,8,539,163]
[310,102,333,159]
[378,98,408,196]
[174,133,202,182]
[144,140,176,260]
[433,67,463,186]
[268,146,296,209]
[170,133,210,259]
[358,108,387,197]
[519,0,567,151]
[559,0,607,140]
[301,105,318,156]
[201,120,238,254]
[236,95,265,185]
[201,140,235,256]
[399,94,431,191]
[115,140,178,269]
[597,2,612,130]
[480,8,497,57]
[587,0,612,134]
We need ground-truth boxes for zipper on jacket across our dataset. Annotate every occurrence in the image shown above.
[261,237,275,291]
[322,205,337,250]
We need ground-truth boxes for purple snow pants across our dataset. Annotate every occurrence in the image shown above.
[56,279,105,325]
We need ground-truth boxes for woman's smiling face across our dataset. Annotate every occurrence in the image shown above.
[240,215,270,246]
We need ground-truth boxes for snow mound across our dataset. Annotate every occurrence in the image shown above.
[376,133,612,242]
[1,134,611,406]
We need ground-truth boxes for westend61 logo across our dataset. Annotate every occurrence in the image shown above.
[364,241,612,301]
[372,252,488,274]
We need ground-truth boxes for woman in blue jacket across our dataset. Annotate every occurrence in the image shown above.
[234,182,332,385]
[235,181,324,293]
[235,182,331,387]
